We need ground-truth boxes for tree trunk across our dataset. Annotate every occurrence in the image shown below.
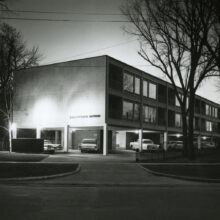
[181,112,188,157]
[8,120,12,153]
[188,88,196,160]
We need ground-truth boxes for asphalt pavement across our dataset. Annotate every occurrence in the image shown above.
[0,152,220,220]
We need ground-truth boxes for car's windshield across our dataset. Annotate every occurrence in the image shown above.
[143,140,153,144]
[82,139,96,144]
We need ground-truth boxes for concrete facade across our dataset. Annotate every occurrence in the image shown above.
[13,55,220,155]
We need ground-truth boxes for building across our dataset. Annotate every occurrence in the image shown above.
[13,55,220,155]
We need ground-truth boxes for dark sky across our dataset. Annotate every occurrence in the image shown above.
[2,0,219,103]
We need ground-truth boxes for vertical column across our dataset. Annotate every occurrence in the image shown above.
[197,135,201,150]
[36,126,41,139]
[163,131,168,151]
[55,130,59,144]
[103,123,108,156]
[138,129,143,151]
[63,125,69,152]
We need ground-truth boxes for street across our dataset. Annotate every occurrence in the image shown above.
[0,183,220,220]
[0,161,220,220]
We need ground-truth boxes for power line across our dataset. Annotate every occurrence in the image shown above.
[0,17,130,23]
[43,38,137,64]
[0,9,125,16]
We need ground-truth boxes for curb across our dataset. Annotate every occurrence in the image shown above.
[0,164,80,181]
[141,165,220,183]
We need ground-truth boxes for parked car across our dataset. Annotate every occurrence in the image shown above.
[130,139,160,151]
[201,141,216,149]
[44,139,62,154]
[79,138,99,152]
[167,141,183,150]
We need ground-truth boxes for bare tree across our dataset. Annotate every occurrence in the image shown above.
[122,0,219,159]
[0,23,40,152]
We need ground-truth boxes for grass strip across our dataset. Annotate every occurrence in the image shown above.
[0,163,78,178]
[143,164,220,179]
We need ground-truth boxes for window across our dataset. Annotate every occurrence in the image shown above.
[215,108,218,118]
[143,80,148,97]
[205,104,212,116]
[122,101,133,120]
[134,103,140,120]
[123,72,134,93]
[158,84,167,103]
[168,110,175,127]
[109,64,123,91]
[175,113,182,128]
[149,82,157,99]
[134,77,140,94]
[143,106,157,123]
[175,94,182,107]
[158,107,166,126]
[108,95,122,119]
[206,121,213,132]
[168,88,175,106]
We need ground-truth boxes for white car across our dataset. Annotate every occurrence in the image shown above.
[130,139,160,151]
[79,138,100,152]
[44,140,62,153]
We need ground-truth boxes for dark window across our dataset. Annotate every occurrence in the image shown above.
[195,117,200,130]
[17,129,36,138]
[168,88,175,106]
[201,118,206,131]
[122,100,133,120]
[109,64,123,91]
[195,99,200,114]
[168,110,175,127]
[158,107,166,126]
[201,101,206,115]
[108,95,122,119]
[158,84,167,103]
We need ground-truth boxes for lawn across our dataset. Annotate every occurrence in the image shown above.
[0,151,48,162]
[0,162,79,178]
[143,164,220,180]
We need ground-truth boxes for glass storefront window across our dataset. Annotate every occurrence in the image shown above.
[143,80,148,97]
[123,72,134,93]
[122,101,133,120]
[134,77,140,94]
[149,82,157,99]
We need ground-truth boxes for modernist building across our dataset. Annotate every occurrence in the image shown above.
[13,55,220,155]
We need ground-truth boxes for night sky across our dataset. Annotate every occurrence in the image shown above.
[1,0,219,103]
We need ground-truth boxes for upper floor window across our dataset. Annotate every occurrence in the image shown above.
[143,105,157,124]
[134,77,140,95]
[143,80,148,97]
[206,121,213,132]
[175,113,182,128]
[149,82,157,99]
[123,72,140,95]
[122,100,133,120]
[175,94,182,107]
[123,72,134,93]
